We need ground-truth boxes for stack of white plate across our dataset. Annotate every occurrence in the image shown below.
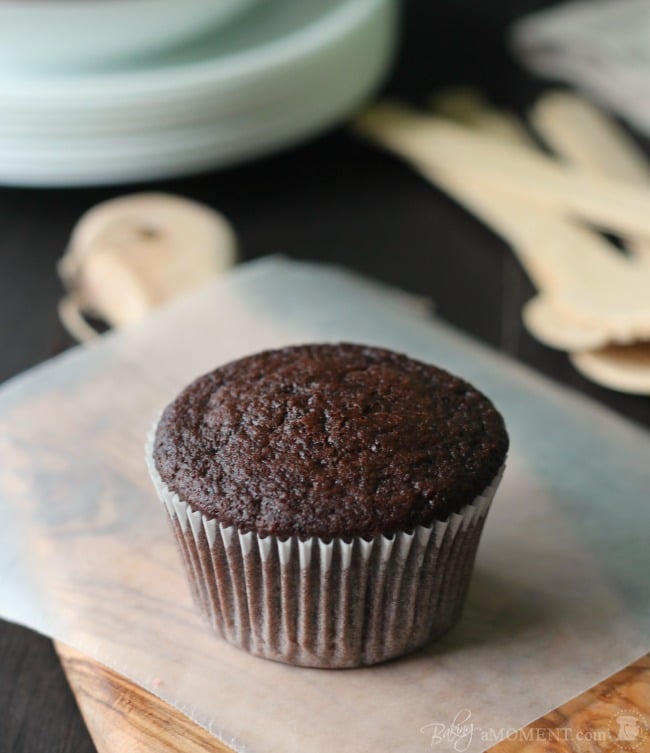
[0,0,397,187]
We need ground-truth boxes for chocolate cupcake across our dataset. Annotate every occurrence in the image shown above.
[146,343,508,668]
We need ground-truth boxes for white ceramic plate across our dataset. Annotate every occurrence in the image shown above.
[0,0,388,136]
[0,0,397,186]
[0,0,260,72]
[0,0,386,105]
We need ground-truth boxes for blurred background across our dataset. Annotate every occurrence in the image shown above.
[1,0,649,417]
[1,0,649,404]
[1,1,650,751]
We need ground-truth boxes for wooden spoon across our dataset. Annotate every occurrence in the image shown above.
[356,102,650,240]
[357,96,650,392]
[356,102,650,345]
[530,91,650,391]
[531,90,650,262]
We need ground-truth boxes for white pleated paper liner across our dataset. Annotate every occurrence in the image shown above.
[145,423,505,668]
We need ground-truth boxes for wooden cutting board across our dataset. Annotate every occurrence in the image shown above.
[55,643,650,753]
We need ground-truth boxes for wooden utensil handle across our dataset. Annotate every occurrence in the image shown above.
[532,91,650,262]
[532,91,650,183]
[355,103,650,239]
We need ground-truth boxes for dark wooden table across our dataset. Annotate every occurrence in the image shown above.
[0,2,648,751]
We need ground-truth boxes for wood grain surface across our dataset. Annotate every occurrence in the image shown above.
[490,655,650,753]
[55,644,229,753]
[56,643,650,753]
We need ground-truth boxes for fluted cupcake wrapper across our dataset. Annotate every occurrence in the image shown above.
[146,424,504,668]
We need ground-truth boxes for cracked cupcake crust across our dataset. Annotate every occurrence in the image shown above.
[153,343,509,540]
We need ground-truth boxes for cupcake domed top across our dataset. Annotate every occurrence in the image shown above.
[153,343,508,540]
